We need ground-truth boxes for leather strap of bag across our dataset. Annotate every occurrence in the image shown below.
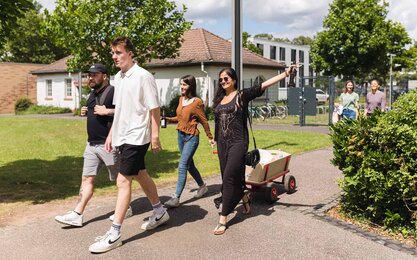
[237,91,257,149]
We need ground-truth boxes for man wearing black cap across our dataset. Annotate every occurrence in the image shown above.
[55,63,132,227]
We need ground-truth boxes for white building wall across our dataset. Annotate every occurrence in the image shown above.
[36,65,284,109]
[249,37,312,89]
[36,73,80,110]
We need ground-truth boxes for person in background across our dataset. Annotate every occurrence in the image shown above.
[55,63,132,227]
[212,65,298,235]
[164,75,215,208]
[365,79,386,116]
[89,37,168,254]
[339,80,359,120]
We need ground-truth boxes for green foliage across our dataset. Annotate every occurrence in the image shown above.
[291,36,314,46]
[161,94,180,117]
[0,0,34,50]
[44,0,192,74]
[0,3,68,63]
[243,32,262,55]
[204,106,214,121]
[331,89,417,232]
[14,97,33,113]
[255,33,274,40]
[17,105,72,115]
[311,0,411,82]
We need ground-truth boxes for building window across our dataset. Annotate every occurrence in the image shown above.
[299,50,304,63]
[278,70,286,88]
[257,44,264,55]
[46,79,52,97]
[65,79,72,97]
[270,46,276,60]
[279,47,286,61]
[291,49,296,62]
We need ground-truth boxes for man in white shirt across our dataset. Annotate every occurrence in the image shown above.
[89,36,169,254]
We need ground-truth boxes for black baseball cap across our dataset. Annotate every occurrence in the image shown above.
[86,63,109,75]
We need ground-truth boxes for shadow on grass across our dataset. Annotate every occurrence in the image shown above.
[261,141,298,150]
[0,150,180,204]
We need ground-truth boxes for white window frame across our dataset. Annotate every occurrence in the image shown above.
[46,79,52,98]
[65,78,72,97]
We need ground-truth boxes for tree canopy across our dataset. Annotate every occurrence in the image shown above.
[0,0,34,50]
[310,0,411,82]
[243,32,262,55]
[0,2,68,64]
[44,0,192,73]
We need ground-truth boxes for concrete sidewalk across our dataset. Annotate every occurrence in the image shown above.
[1,147,415,259]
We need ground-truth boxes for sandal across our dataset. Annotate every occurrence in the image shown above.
[242,192,252,215]
[213,223,227,235]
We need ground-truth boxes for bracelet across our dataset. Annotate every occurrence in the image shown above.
[285,70,289,77]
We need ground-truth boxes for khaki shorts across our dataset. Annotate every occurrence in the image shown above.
[82,143,118,181]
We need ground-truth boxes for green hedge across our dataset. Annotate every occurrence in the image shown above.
[15,97,33,114]
[331,90,417,235]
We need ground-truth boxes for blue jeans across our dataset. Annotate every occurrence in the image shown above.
[342,108,356,120]
[175,131,204,197]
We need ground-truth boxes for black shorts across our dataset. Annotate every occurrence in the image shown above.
[116,143,150,176]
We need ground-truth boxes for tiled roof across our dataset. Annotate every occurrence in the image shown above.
[32,28,285,74]
[148,28,285,69]
[31,56,70,74]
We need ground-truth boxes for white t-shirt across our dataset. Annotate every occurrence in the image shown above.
[112,63,160,146]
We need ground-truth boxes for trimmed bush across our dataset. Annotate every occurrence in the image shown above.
[161,94,180,117]
[331,89,417,234]
[19,105,72,114]
[15,97,34,114]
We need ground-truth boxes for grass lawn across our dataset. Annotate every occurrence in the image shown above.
[0,116,331,208]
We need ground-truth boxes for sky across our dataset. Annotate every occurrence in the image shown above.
[37,0,417,41]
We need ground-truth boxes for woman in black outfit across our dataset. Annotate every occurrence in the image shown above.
[212,65,297,235]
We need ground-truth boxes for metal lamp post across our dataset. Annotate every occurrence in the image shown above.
[389,53,396,108]
[232,0,242,90]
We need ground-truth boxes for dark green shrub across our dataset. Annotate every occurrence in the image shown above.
[204,106,214,120]
[161,94,180,117]
[331,89,417,234]
[15,97,34,114]
[20,105,72,114]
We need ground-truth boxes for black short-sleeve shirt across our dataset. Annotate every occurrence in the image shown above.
[86,85,115,143]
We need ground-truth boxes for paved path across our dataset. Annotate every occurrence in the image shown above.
[1,147,416,259]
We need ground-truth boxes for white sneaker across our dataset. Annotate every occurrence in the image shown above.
[55,211,83,227]
[108,206,133,221]
[141,211,170,230]
[88,231,122,253]
[194,184,208,198]
[164,194,180,208]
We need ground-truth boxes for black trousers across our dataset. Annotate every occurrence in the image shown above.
[217,140,247,216]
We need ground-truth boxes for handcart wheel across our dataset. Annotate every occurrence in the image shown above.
[284,175,296,194]
[265,183,280,203]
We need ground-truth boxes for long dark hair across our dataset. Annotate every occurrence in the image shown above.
[180,75,197,98]
[212,68,238,108]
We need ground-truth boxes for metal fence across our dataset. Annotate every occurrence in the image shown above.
[214,77,335,126]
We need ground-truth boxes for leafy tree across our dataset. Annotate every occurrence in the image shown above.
[311,0,411,82]
[243,32,262,55]
[0,0,34,50]
[44,0,192,73]
[291,36,314,46]
[401,41,417,73]
[273,37,291,43]
[0,2,68,63]
[255,33,274,40]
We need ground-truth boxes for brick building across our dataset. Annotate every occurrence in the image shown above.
[0,62,44,114]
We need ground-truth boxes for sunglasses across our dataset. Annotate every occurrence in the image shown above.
[219,77,230,83]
